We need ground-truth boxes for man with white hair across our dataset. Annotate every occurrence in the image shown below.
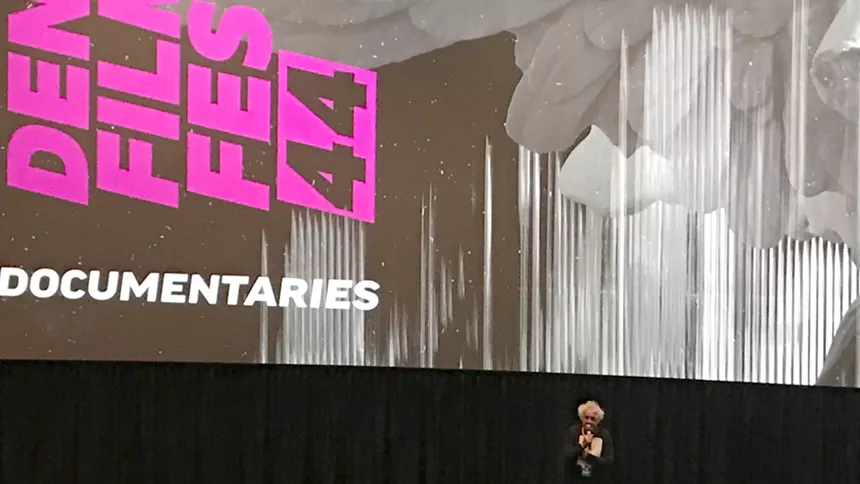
[564,400,615,482]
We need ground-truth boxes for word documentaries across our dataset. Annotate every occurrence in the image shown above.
[6,0,377,222]
[0,267,380,310]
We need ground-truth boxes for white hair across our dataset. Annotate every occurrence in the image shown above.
[577,400,605,422]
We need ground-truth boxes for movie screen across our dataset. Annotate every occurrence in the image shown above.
[1,0,858,388]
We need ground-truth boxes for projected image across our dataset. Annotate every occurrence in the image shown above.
[1,0,858,386]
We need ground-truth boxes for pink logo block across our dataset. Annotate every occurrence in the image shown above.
[277,51,377,223]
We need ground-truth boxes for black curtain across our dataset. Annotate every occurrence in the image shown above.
[1,361,859,484]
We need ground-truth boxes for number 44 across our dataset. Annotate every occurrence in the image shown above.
[277,52,377,223]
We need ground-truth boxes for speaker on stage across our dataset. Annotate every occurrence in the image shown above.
[564,399,615,483]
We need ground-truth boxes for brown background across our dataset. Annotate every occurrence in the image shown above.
[0,1,536,366]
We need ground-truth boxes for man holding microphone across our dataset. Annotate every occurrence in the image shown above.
[564,400,615,482]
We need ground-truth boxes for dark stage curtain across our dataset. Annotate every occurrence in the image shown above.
[0,361,859,484]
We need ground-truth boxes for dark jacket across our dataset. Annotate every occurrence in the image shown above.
[563,423,614,483]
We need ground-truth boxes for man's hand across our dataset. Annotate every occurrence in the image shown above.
[577,431,594,452]
[583,431,594,446]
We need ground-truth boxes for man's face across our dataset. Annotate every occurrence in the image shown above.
[581,409,600,429]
